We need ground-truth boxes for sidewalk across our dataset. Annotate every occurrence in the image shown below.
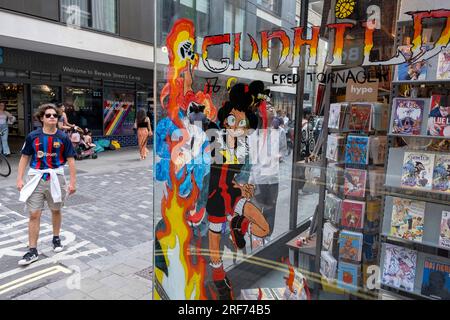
[0,147,154,300]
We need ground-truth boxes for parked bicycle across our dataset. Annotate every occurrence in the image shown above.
[0,129,12,177]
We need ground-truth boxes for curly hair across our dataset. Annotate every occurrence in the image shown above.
[34,104,60,125]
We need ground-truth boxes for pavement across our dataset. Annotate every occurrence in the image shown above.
[0,147,318,300]
[0,147,154,300]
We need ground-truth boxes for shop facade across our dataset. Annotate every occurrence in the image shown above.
[152,0,450,301]
[0,47,153,152]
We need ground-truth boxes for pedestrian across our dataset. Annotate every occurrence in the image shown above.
[57,103,76,132]
[0,101,15,156]
[135,108,153,160]
[16,104,77,266]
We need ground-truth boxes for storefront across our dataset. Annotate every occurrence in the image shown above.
[0,47,153,153]
[152,0,450,301]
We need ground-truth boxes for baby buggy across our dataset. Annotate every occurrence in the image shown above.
[70,127,98,160]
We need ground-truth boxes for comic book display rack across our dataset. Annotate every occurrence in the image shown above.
[378,19,450,301]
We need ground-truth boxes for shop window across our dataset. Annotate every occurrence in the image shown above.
[103,88,136,136]
[31,85,61,129]
[60,0,118,34]
[63,87,103,135]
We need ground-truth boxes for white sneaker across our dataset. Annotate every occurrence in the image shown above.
[53,238,64,253]
[18,251,39,266]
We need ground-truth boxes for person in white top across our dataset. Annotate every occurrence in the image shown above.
[0,102,15,156]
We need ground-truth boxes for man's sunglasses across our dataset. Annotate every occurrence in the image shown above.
[44,113,58,119]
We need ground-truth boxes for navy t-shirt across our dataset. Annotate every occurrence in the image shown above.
[22,128,76,170]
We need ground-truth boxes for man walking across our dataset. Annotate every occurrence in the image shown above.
[16,104,77,266]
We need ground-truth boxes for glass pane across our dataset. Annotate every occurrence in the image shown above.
[63,87,103,135]
[103,89,136,136]
[31,85,61,129]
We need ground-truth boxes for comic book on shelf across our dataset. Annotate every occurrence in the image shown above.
[363,233,379,262]
[368,167,385,197]
[365,200,382,231]
[390,197,425,243]
[401,152,435,190]
[421,259,450,300]
[326,163,344,195]
[345,135,370,165]
[382,244,417,292]
[392,98,425,136]
[337,262,360,292]
[326,134,345,162]
[341,200,365,230]
[432,154,450,193]
[371,103,389,131]
[322,222,339,254]
[325,192,342,225]
[338,230,363,262]
[440,211,450,249]
[427,95,450,137]
[349,104,372,132]
[329,103,346,130]
[437,48,450,80]
[369,136,387,165]
[344,168,367,198]
[320,251,338,281]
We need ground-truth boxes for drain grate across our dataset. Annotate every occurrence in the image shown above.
[135,267,153,280]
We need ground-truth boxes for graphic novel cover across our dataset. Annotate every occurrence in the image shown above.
[440,211,450,249]
[382,244,417,292]
[344,168,367,198]
[365,200,382,230]
[370,136,387,165]
[432,154,450,193]
[326,164,344,195]
[368,167,385,197]
[363,233,379,262]
[321,251,338,281]
[401,152,435,190]
[427,95,450,137]
[339,230,363,262]
[390,197,425,242]
[397,45,428,81]
[329,104,344,129]
[421,259,450,300]
[327,134,345,162]
[337,262,360,292]
[322,222,339,254]
[349,104,372,132]
[437,48,450,80]
[341,200,366,229]
[345,135,370,165]
[392,98,425,136]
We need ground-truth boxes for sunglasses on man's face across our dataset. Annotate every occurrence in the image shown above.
[44,113,58,119]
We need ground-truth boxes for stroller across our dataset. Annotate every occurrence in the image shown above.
[69,127,98,160]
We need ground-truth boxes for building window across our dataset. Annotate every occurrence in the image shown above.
[61,0,118,34]
[32,85,61,129]
[103,89,136,136]
[63,87,103,135]
[256,0,282,15]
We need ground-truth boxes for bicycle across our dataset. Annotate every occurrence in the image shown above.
[0,128,12,177]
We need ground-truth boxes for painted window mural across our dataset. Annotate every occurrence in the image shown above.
[103,89,136,136]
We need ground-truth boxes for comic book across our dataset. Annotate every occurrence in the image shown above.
[344,168,367,198]
[365,200,382,231]
[325,192,342,225]
[345,135,370,165]
[337,262,361,292]
[349,104,372,132]
[329,103,345,129]
[390,197,425,242]
[392,98,425,136]
[421,259,450,300]
[440,211,450,249]
[363,233,379,262]
[326,134,345,162]
[401,152,435,190]
[368,167,385,197]
[369,136,387,165]
[437,48,450,80]
[339,230,363,262]
[371,103,389,131]
[320,251,338,281]
[432,154,450,193]
[326,163,344,195]
[427,95,450,137]
[341,200,366,230]
[382,244,417,292]
[322,222,339,254]
[397,45,428,81]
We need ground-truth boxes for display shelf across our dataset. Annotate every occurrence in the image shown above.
[381,234,450,257]
[388,133,450,140]
[392,80,450,85]
[383,186,450,206]
[381,284,435,301]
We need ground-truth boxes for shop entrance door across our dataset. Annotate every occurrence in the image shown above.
[0,83,26,154]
